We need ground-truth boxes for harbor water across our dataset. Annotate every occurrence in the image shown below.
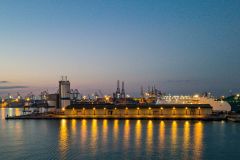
[0,108,240,160]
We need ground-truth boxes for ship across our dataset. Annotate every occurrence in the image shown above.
[156,94,231,112]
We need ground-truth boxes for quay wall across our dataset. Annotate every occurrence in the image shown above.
[65,107,212,116]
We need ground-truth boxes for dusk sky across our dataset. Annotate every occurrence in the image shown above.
[0,0,240,97]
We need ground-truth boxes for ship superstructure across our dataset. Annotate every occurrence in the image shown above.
[156,94,231,111]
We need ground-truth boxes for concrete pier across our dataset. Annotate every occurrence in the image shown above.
[5,113,226,121]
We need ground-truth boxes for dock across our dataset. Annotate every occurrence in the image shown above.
[5,113,227,121]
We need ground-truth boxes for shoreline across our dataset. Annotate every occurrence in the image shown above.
[5,114,226,121]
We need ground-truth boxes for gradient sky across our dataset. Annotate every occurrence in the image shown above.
[0,0,240,97]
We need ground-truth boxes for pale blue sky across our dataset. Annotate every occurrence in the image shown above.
[0,0,240,96]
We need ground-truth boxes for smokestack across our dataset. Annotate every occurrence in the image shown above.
[121,81,125,99]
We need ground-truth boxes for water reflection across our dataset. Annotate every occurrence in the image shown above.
[183,121,190,159]
[102,119,108,144]
[171,121,178,156]
[81,119,87,149]
[194,121,203,160]
[71,119,77,137]
[159,121,165,149]
[124,120,130,149]
[146,120,153,153]
[1,108,5,120]
[90,119,98,155]
[113,119,119,143]
[0,111,207,160]
[135,120,142,150]
[59,119,68,159]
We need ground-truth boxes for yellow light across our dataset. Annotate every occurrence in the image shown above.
[193,94,199,98]
[160,107,163,110]
[114,107,117,110]
[83,108,85,110]
[148,107,151,110]
[137,107,140,110]
[185,107,188,110]
[125,107,128,110]
[198,107,201,110]
[93,107,96,110]
[73,107,75,110]
[173,107,176,110]
[62,108,65,111]
[104,107,106,110]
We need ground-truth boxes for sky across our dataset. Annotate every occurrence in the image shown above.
[0,0,240,97]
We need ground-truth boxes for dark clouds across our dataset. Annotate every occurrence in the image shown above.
[0,86,28,89]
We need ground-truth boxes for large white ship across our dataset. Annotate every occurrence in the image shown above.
[156,94,231,111]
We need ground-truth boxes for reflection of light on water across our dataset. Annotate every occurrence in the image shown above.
[59,119,68,159]
[194,121,203,160]
[71,119,77,136]
[159,121,165,149]
[14,121,23,142]
[1,108,6,120]
[171,121,177,155]
[81,119,87,148]
[102,119,108,144]
[90,119,98,154]
[124,120,130,149]
[113,119,119,143]
[146,120,153,153]
[135,120,142,150]
[183,121,190,159]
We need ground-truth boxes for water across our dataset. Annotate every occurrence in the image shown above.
[0,108,240,160]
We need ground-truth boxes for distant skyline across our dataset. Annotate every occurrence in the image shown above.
[1,0,240,96]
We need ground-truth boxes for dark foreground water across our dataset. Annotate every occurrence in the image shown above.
[0,108,240,160]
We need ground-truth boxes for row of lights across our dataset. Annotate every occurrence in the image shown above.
[75,107,201,110]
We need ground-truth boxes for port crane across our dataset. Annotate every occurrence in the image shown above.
[98,90,104,98]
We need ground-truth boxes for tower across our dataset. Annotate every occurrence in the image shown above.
[59,76,70,110]
[121,81,125,98]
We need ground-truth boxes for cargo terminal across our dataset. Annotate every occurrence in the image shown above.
[4,76,234,120]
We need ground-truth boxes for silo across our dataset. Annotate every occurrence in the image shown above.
[59,76,70,110]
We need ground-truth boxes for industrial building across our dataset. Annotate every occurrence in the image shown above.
[64,104,212,117]
[51,77,214,117]
[58,76,71,110]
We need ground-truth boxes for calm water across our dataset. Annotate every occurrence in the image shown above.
[0,108,240,160]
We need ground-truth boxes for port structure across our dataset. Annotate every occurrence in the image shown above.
[113,80,126,104]
[59,76,70,110]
